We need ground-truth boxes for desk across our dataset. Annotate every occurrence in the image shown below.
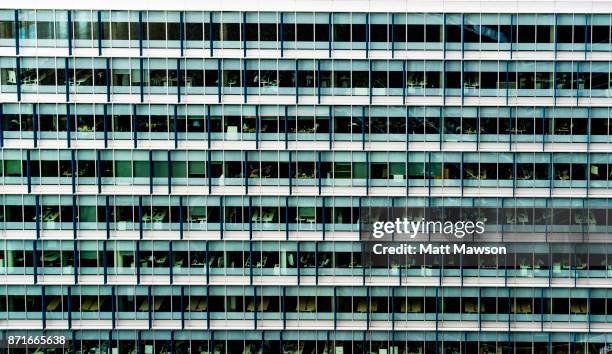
[81,297,95,311]
[189,297,207,312]
[138,299,148,312]
[87,297,105,312]
[255,256,268,268]
[155,255,168,266]
[297,208,316,226]
[511,302,531,314]
[152,209,167,222]
[43,251,61,263]
[570,302,587,314]
[189,215,207,223]
[46,297,61,311]
[261,209,276,223]
[35,208,59,222]
[247,297,271,312]
[297,299,307,312]
[575,213,596,225]
[304,297,315,312]
[464,302,477,313]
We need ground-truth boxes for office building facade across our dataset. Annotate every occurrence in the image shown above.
[0,0,611,352]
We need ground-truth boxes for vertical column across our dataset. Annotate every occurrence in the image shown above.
[243,151,249,195]
[97,11,102,56]
[586,108,591,198]
[390,13,395,58]
[368,61,372,105]
[111,285,117,333]
[216,59,221,103]
[219,197,224,240]
[248,197,253,241]
[26,150,32,194]
[242,59,247,103]
[138,11,144,56]
[553,13,558,60]
[296,241,301,285]
[66,103,72,148]
[105,58,111,102]
[294,59,299,104]
[279,12,284,57]
[178,196,184,240]
[96,150,102,194]
[105,196,110,240]
[14,10,19,55]
[33,239,38,284]
[317,151,322,195]
[103,240,108,284]
[365,13,369,58]
[575,61,580,106]
[476,106,480,149]
[405,106,410,152]
[139,57,144,103]
[132,104,138,148]
[321,197,326,241]
[179,11,185,57]
[72,238,78,284]
[255,105,259,150]
[284,197,289,241]
[460,152,464,197]
[173,104,178,149]
[284,106,288,149]
[0,104,3,147]
[65,57,70,103]
[65,289,73,332]
[16,56,21,102]
[103,104,109,148]
[288,151,292,195]
[391,287,396,330]
[365,151,369,196]
[361,106,366,150]
[327,106,334,150]
[138,196,143,240]
[328,13,332,58]
[71,149,76,194]
[176,58,181,103]
[316,60,321,104]
[206,105,211,149]
[179,287,185,329]
[209,12,214,57]
[136,240,141,284]
[167,150,172,195]
[147,286,152,329]
[205,241,210,284]
[67,10,73,56]
[438,107,443,151]
[505,61,510,106]
[206,285,211,329]
[242,12,247,58]
[32,104,37,148]
[402,60,406,105]
[148,150,153,194]
[207,150,212,194]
